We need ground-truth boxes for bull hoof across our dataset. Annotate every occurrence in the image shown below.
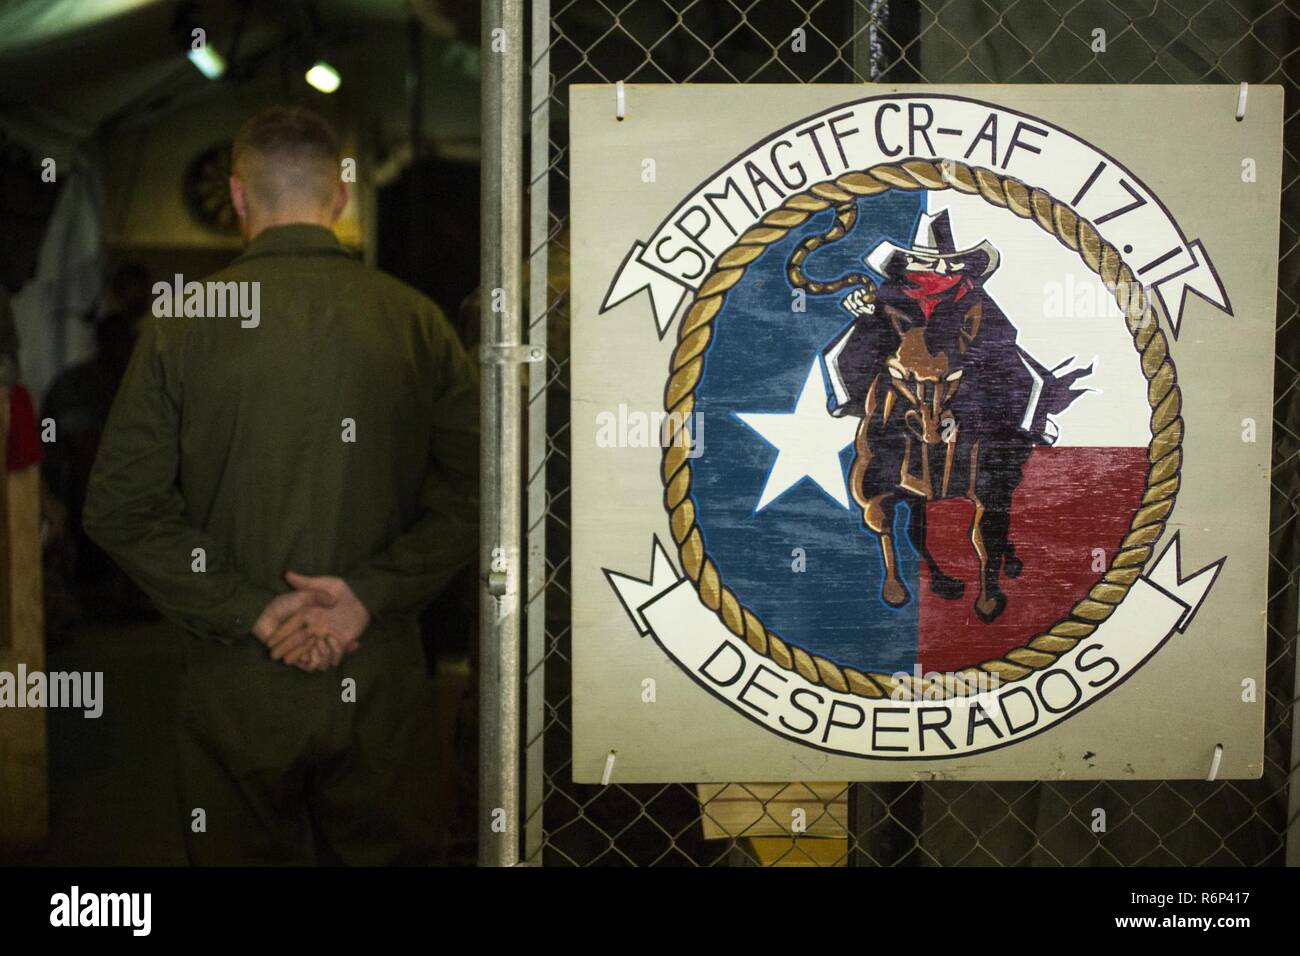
[1004,553,1023,579]
[930,573,965,600]
[974,591,1007,623]
[881,578,912,608]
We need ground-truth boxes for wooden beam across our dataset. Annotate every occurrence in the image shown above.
[0,386,9,650]
[0,384,50,845]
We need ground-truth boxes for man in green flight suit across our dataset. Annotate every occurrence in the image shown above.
[84,106,479,865]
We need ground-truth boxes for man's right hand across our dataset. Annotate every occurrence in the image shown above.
[252,589,337,644]
[262,572,371,672]
[841,287,876,319]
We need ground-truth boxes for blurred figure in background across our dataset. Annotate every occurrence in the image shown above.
[41,262,155,635]
[0,284,18,391]
[2,281,47,570]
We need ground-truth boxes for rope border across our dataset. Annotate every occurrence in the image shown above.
[659,158,1183,702]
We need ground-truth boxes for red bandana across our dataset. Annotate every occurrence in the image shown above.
[900,271,972,320]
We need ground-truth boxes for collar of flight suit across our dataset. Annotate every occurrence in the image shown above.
[234,223,353,263]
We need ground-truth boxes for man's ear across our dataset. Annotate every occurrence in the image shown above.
[229,175,249,222]
[331,181,349,222]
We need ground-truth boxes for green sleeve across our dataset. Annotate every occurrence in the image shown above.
[344,311,480,619]
[83,318,276,641]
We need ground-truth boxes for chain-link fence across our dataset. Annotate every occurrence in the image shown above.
[503,0,1300,866]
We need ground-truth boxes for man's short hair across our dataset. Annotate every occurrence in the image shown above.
[231,106,341,211]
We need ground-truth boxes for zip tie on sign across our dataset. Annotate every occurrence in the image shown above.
[615,81,626,121]
[1206,742,1224,781]
[601,750,617,785]
[1235,82,1248,121]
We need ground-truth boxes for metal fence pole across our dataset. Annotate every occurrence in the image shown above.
[521,0,551,866]
[851,0,888,82]
[479,0,525,868]
[1289,574,1300,866]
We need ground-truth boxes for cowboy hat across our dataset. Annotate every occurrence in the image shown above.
[865,209,1000,278]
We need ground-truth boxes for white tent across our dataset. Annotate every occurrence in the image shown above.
[0,0,477,399]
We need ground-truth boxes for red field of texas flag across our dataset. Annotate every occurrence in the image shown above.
[916,445,1149,673]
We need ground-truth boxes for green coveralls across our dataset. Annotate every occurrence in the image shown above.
[83,224,479,865]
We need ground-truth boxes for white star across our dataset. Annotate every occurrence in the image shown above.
[735,359,860,511]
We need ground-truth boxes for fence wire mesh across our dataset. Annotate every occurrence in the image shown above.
[517,0,1300,866]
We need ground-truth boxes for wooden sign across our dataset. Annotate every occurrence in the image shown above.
[570,85,1282,782]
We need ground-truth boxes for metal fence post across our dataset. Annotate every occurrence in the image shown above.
[1289,573,1300,867]
[522,0,552,866]
[479,0,525,868]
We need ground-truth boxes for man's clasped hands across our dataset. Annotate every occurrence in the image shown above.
[250,572,372,672]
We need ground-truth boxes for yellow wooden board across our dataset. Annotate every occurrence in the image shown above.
[698,782,848,840]
[0,386,50,844]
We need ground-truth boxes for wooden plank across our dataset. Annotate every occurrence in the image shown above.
[697,782,848,840]
[748,836,848,867]
[0,386,9,650]
[0,412,50,843]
